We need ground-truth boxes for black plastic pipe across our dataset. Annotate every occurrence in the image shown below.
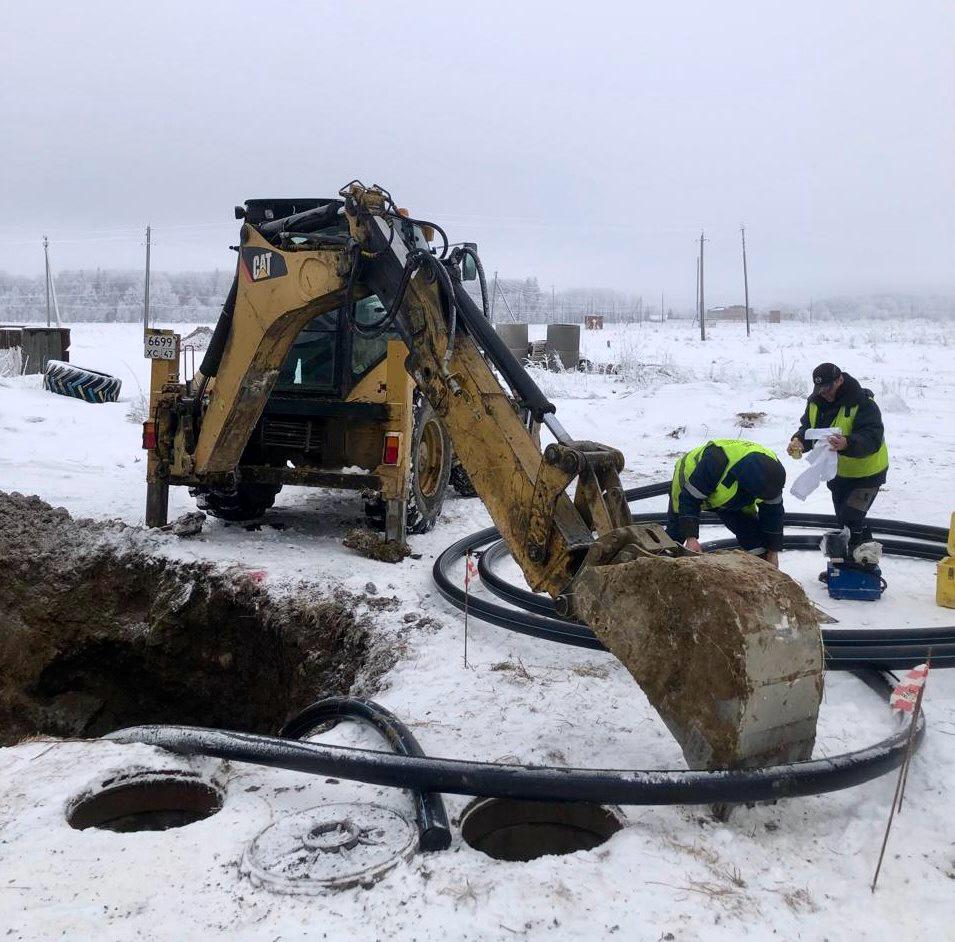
[434,485,954,669]
[105,671,923,806]
[280,696,451,852]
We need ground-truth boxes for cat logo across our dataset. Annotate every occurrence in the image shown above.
[241,247,288,282]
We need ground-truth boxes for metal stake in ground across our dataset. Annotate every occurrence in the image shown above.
[871,652,931,893]
[463,550,478,669]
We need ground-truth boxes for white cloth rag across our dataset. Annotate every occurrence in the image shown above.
[790,427,840,501]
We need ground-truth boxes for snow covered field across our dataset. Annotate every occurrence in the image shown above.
[1,319,954,941]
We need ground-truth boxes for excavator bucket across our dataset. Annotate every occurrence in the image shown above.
[571,528,824,771]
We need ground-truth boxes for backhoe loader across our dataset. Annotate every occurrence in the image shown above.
[142,182,824,773]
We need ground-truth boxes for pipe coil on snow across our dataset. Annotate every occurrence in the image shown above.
[433,482,955,669]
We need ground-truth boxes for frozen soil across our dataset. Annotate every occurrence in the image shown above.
[0,491,377,744]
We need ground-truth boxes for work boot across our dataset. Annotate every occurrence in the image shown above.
[817,569,829,584]
[852,541,882,567]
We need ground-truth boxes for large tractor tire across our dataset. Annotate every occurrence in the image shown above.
[189,482,282,522]
[43,360,122,404]
[365,398,452,535]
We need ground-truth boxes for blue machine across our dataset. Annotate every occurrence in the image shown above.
[825,562,885,601]
[822,528,886,601]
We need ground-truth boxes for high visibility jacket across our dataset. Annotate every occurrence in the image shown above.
[807,400,889,478]
[671,439,779,512]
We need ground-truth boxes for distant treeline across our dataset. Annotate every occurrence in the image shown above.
[0,269,952,324]
[0,269,234,323]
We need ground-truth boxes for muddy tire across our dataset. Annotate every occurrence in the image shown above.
[190,482,282,522]
[43,360,122,404]
[365,398,451,535]
[449,460,477,498]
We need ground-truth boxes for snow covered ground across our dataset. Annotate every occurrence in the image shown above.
[1,319,954,940]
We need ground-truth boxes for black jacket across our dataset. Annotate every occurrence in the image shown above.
[792,372,887,485]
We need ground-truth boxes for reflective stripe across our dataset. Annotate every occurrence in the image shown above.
[747,546,766,555]
[685,481,707,500]
[808,401,889,478]
[762,494,783,505]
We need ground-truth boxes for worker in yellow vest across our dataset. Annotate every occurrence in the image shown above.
[666,439,786,567]
[788,363,889,556]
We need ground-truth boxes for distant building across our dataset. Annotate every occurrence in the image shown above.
[707,305,748,321]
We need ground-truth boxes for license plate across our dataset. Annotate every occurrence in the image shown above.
[144,331,178,360]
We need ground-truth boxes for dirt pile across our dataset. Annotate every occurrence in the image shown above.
[343,527,411,564]
[0,492,372,745]
[573,546,824,771]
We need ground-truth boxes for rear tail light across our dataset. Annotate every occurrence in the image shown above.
[142,421,157,450]
[382,432,401,466]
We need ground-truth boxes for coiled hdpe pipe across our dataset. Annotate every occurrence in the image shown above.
[433,481,955,669]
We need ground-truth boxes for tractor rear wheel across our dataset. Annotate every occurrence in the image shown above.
[365,398,451,535]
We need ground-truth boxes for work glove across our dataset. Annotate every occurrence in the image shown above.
[787,438,804,459]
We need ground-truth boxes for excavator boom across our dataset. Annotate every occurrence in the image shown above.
[160,182,824,773]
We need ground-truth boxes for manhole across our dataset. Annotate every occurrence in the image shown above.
[241,802,416,894]
[460,798,624,861]
[67,770,223,833]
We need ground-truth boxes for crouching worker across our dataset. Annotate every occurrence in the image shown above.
[666,439,786,567]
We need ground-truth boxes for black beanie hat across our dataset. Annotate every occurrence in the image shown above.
[735,453,786,501]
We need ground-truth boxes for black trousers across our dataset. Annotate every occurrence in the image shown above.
[665,504,770,554]
[827,477,880,546]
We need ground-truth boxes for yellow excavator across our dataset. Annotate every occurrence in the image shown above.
[142,182,824,773]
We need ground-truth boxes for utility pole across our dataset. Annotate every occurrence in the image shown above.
[143,224,152,331]
[551,284,556,322]
[698,230,707,341]
[741,225,751,337]
[661,291,665,324]
[809,297,813,326]
[695,256,700,324]
[490,270,498,322]
[43,236,51,327]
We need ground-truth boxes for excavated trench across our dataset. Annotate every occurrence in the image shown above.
[0,492,372,745]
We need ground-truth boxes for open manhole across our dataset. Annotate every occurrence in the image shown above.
[67,770,223,833]
[460,798,624,861]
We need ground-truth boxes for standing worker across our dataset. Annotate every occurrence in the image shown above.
[666,439,786,567]
[787,363,889,562]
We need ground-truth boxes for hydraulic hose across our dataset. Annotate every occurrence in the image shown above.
[106,670,923,806]
[280,696,451,852]
[196,273,239,380]
[451,277,557,422]
[434,483,955,669]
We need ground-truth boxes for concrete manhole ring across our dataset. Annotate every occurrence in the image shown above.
[241,802,416,894]
[66,768,223,833]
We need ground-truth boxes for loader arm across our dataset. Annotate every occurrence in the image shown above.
[176,182,824,773]
[340,184,824,773]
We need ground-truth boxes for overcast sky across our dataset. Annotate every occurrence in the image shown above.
[2,1,953,307]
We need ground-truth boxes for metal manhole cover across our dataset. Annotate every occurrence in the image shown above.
[241,803,416,894]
